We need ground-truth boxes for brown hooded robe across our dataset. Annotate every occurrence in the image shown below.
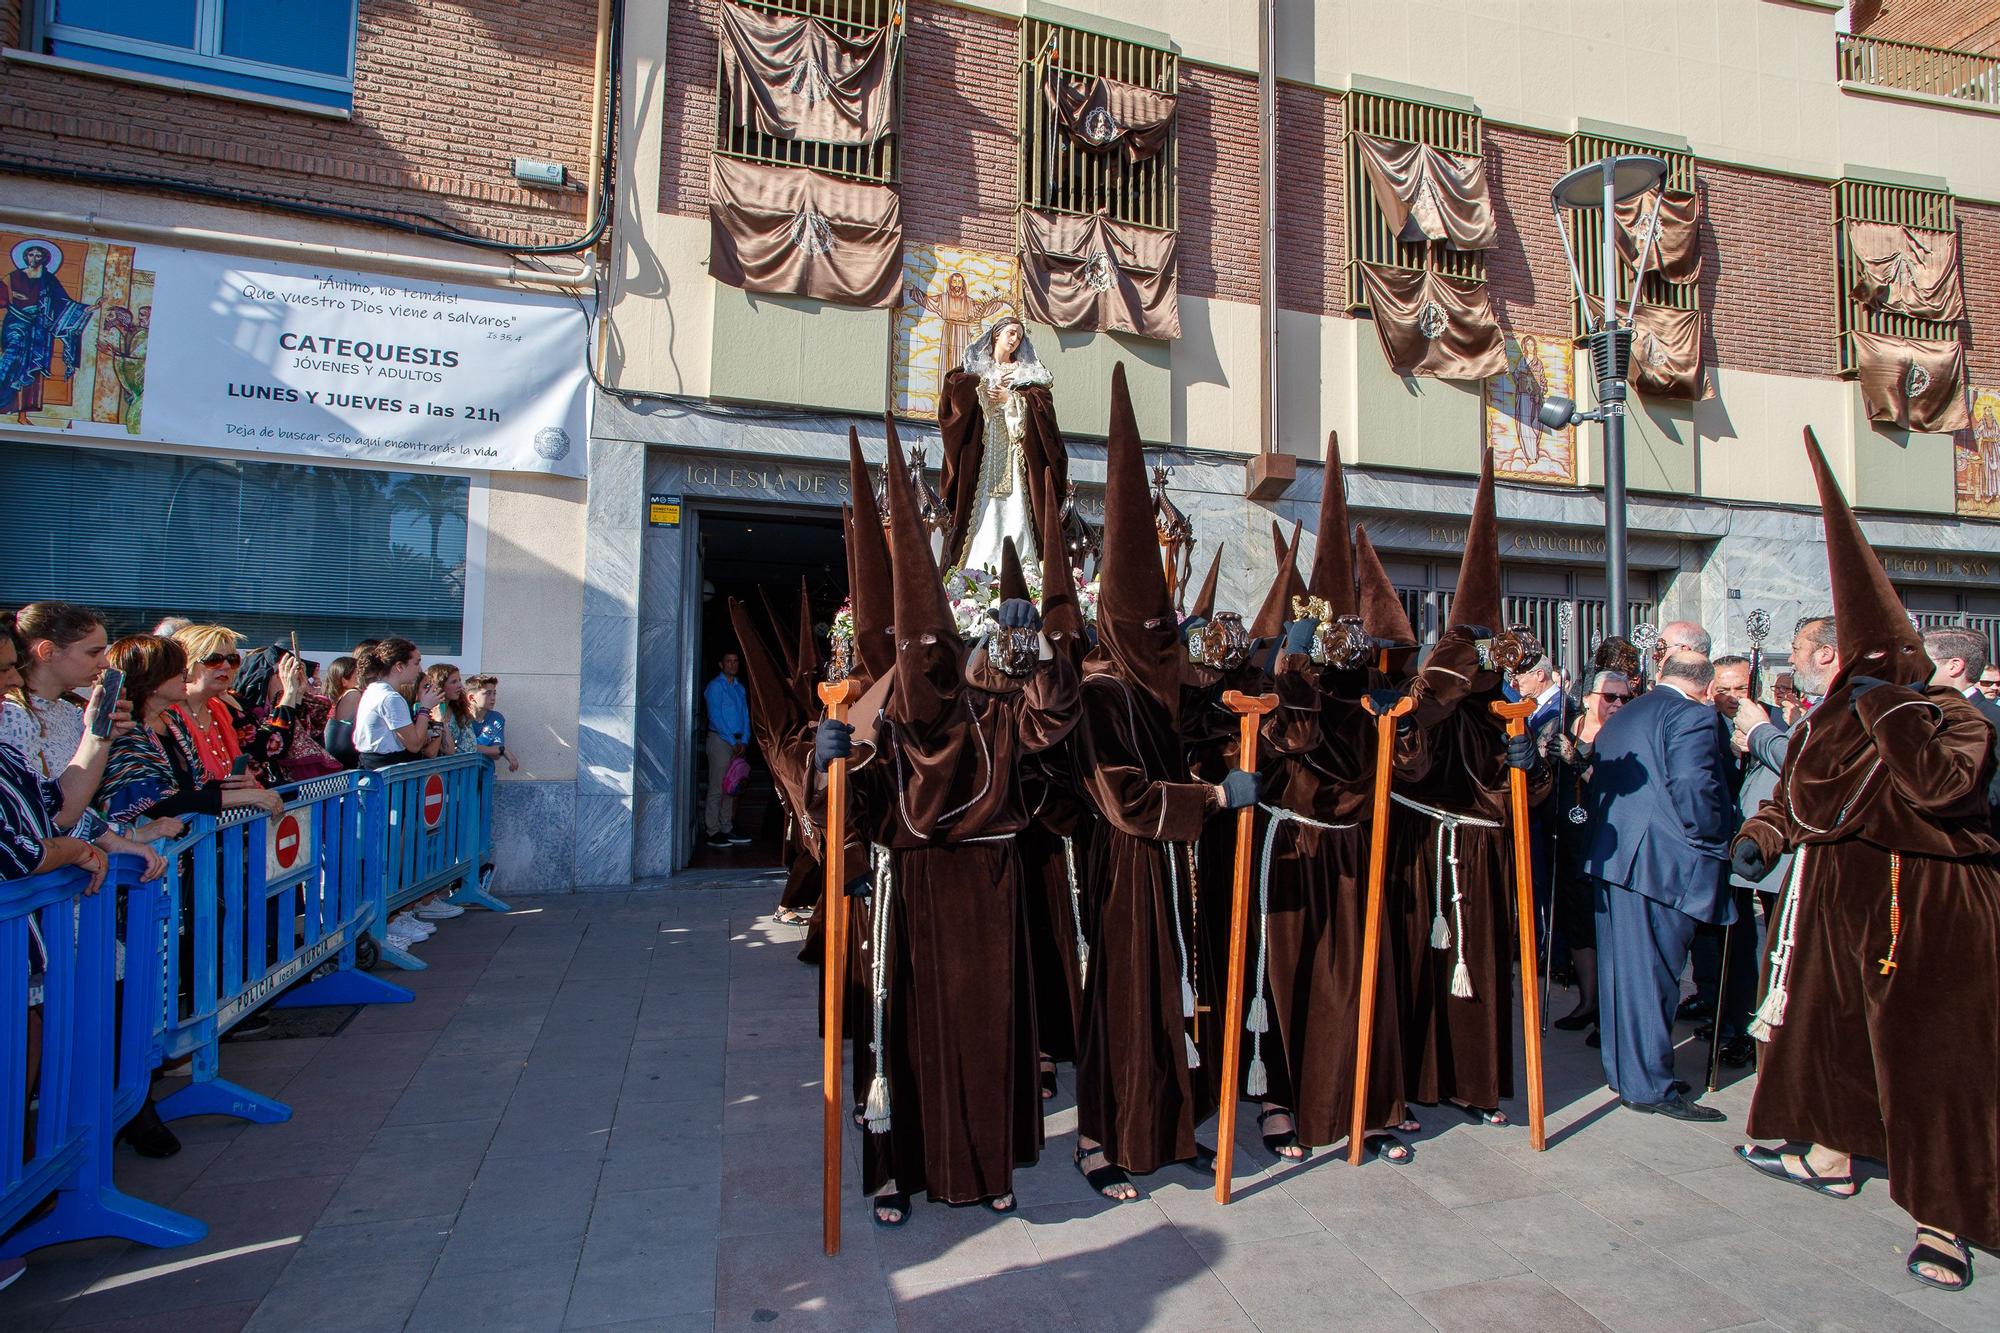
[1073,364,1225,1175]
[1390,451,1551,1112]
[1736,429,2000,1249]
[838,417,1080,1206]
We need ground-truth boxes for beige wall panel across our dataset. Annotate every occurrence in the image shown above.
[1169,294,1254,454]
[605,214,714,400]
[479,669,581,783]
[1844,384,1956,517]
[1038,323,1173,441]
[1692,364,1843,508]
[1348,335,1484,476]
[481,471,587,679]
[710,293,891,415]
[1276,306,1362,462]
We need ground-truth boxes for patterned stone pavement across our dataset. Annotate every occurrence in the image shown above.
[5,870,1993,1332]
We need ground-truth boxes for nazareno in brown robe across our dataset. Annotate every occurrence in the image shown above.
[1071,363,1222,1176]
[836,417,1080,1206]
[1734,429,2000,1249]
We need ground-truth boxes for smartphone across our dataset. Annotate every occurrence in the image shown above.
[230,753,252,777]
[88,668,124,738]
[289,631,300,660]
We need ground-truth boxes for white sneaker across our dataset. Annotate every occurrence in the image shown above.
[478,866,496,896]
[393,913,436,938]
[385,923,421,949]
[415,901,464,921]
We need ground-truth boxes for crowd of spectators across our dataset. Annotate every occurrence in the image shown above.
[0,601,516,1292]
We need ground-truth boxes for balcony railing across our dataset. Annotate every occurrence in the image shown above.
[1836,32,2000,110]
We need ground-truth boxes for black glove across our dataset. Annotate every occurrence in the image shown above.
[813,719,854,773]
[1178,614,1210,645]
[1218,769,1260,810]
[1281,618,1320,658]
[1504,731,1537,771]
[1847,675,1891,706]
[1364,689,1405,716]
[1729,838,1770,883]
[996,598,1041,631]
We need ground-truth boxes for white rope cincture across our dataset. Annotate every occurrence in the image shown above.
[862,844,895,1133]
[1061,834,1089,991]
[1248,805,1358,1099]
[1748,845,1808,1043]
[1164,842,1199,1070]
[1391,794,1500,1002]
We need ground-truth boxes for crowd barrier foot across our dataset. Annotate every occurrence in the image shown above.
[376,936,428,972]
[156,1075,291,1125]
[273,968,414,1008]
[0,1185,208,1257]
[447,883,510,914]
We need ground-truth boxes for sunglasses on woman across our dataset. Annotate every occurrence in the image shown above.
[200,653,242,668]
[1595,691,1631,703]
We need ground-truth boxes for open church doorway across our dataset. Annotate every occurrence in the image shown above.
[689,506,848,870]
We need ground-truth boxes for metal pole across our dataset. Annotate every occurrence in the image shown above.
[1599,160,1630,638]
[1257,0,1278,458]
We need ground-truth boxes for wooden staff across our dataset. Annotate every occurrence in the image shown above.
[1214,689,1278,1204]
[1348,691,1414,1164]
[1490,697,1548,1151]
[817,678,861,1257]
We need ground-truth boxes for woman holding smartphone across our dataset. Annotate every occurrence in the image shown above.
[168,624,300,792]
[353,638,443,770]
[0,601,127,829]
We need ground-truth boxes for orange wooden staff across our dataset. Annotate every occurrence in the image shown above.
[1348,691,1414,1164]
[1490,697,1548,1152]
[1215,689,1278,1204]
[817,678,861,1255]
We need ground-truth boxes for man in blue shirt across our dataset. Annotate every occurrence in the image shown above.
[703,650,751,848]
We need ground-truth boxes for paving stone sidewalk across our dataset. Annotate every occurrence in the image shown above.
[5,870,1994,1332]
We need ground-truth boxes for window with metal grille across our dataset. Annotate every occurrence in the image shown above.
[1343,90,1484,311]
[713,0,902,185]
[1832,177,1958,375]
[1564,132,1699,337]
[1392,560,1656,669]
[1018,16,1177,230]
[1901,586,2000,659]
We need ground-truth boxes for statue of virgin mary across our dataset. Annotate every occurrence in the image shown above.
[937,316,1068,576]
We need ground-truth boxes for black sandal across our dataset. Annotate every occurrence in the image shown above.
[872,1190,910,1227]
[1734,1144,1857,1199]
[1365,1133,1413,1166]
[1258,1107,1308,1161]
[1074,1144,1136,1200]
[1907,1228,1973,1292]
[1458,1104,1509,1127]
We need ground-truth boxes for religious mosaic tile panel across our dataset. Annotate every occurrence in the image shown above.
[891,244,1020,420]
[1485,332,1576,485]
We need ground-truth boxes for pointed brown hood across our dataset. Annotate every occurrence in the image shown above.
[884,415,956,646]
[1251,522,1303,640]
[1036,471,1087,663]
[998,537,1030,604]
[1308,433,1356,615]
[1355,526,1419,678]
[845,429,895,686]
[1092,362,1182,716]
[1189,545,1223,621]
[758,585,795,681]
[793,578,819,711]
[726,598,800,753]
[1448,447,1501,635]
[1803,426,1932,689]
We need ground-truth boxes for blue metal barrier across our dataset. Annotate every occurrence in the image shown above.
[358,754,503,972]
[153,772,412,1126]
[0,856,205,1257]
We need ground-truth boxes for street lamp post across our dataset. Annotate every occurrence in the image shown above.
[1537,154,1668,640]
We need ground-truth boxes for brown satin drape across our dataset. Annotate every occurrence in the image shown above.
[1847,221,1965,323]
[1356,264,1506,380]
[1614,188,1702,286]
[1041,66,1176,164]
[709,157,902,307]
[1853,330,1971,433]
[1353,134,1497,252]
[1020,208,1180,339]
[717,0,896,145]
[1631,304,1706,400]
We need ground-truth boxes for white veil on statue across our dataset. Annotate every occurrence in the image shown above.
[958,317,1053,575]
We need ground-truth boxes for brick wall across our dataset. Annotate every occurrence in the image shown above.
[1964,201,2000,387]
[1,0,598,247]
[1699,165,1838,379]
[1852,0,2000,58]
[1482,125,1574,341]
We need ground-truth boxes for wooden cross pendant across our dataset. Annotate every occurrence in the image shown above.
[1878,957,1898,975]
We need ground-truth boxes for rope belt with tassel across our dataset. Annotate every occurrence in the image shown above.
[1061,834,1089,991]
[862,844,895,1133]
[1390,793,1502,1002]
[1246,805,1357,1098]
[1163,841,1199,1072]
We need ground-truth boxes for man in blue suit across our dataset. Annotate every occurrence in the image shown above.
[1582,649,1738,1121]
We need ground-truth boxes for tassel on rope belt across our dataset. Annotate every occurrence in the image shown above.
[861,844,895,1133]
[1389,793,1502,1002]
[1162,841,1201,1071]
[1060,834,1089,990]
[1748,845,1810,1044]
[1243,805,1357,1098]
